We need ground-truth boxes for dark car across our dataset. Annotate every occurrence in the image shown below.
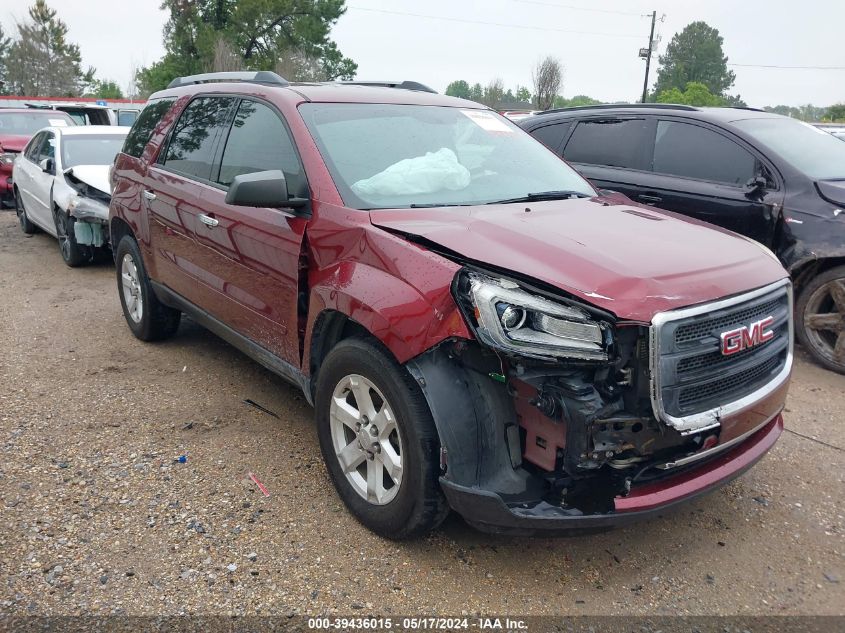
[521,104,845,374]
[109,72,790,538]
[0,108,76,207]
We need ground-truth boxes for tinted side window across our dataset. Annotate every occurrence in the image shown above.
[122,98,176,158]
[530,122,571,153]
[653,121,756,185]
[25,132,44,161]
[39,133,56,161]
[564,118,651,169]
[162,97,236,181]
[217,100,303,191]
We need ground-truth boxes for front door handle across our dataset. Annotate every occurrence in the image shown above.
[142,190,157,201]
[198,213,219,228]
[638,194,663,204]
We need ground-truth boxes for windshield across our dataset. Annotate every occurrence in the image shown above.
[61,135,127,168]
[299,103,595,209]
[733,117,845,180]
[0,111,73,135]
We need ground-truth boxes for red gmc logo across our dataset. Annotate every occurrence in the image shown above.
[720,316,775,356]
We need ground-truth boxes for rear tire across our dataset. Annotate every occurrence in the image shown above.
[315,338,448,539]
[796,265,845,374]
[115,235,181,341]
[14,189,36,235]
[53,207,91,267]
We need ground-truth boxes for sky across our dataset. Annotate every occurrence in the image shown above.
[3,0,844,107]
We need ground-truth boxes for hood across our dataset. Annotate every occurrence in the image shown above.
[65,164,111,196]
[0,135,31,153]
[369,197,787,322]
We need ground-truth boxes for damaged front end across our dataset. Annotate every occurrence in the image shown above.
[408,270,790,534]
[63,170,111,247]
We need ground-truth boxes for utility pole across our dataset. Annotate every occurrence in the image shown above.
[641,10,657,103]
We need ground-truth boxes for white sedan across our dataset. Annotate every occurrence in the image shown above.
[13,126,129,266]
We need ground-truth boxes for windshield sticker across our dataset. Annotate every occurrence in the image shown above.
[460,110,513,133]
[49,119,68,127]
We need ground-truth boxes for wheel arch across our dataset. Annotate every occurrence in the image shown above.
[791,256,845,295]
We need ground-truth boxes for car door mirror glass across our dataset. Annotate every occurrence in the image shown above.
[225,170,307,209]
[39,158,54,174]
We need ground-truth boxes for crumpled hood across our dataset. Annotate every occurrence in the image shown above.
[0,135,30,153]
[65,164,111,196]
[369,197,787,322]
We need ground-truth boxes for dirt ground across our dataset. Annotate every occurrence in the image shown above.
[1,210,843,618]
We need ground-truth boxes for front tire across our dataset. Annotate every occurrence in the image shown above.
[315,338,448,539]
[115,235,181,341]
[796,265,845,374]
[15,189,36,235]
[53,207,90,267]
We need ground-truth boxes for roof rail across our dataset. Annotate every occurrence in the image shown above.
[336,80,437,94]
[167,71,289,89]
[540,103,699,115]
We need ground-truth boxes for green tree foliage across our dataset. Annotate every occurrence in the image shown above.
[762,104,828,122]
[0,24,11,95]
[87,79,124,99]
[655,81,725,107]
[826,104,845,122]
[515,86,532,103]
[138,0,357,96]
[654,21,735,97]
[4,0,95,96]
[445,80,471,99]
[552,94,602,108]
[468,83,484,103]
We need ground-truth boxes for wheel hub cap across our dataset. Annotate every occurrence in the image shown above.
[329,374,403,505]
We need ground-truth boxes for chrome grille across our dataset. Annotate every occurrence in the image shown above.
[650,280,793,434]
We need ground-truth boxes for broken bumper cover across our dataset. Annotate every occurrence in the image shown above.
[442,414,782,535]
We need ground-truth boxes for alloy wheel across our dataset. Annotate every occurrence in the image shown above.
[121,253,144,323]
[803,277,845,368]
[55,211,72,261]
[329,374,403,505]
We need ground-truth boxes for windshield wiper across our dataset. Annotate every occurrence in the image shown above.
[408,202,474,208]
[486,190,591,204]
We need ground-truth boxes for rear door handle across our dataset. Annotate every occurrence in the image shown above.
[143,190,157,201]
[637,194,663,204]
[198,213,219,228]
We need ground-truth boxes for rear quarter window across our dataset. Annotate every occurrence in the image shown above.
[122,98,176,158]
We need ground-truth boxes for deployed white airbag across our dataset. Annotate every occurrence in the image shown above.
[351,148,470,198]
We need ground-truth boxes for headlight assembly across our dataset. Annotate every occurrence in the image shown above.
[463,272,609,361]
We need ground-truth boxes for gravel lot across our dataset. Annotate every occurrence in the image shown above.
[1,210,843,618]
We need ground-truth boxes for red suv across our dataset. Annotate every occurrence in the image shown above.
[110,72,792,538]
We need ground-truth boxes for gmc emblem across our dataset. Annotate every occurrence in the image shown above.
[720,316,775,356]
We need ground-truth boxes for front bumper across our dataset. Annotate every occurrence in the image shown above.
[443,414,782,535]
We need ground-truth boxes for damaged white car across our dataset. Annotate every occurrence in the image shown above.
[13,126,129,266]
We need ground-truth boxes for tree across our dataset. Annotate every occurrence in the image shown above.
[553,94,601,108]
[468,83,484,103]
[655,81,725,107]
[826,104,845,122]
[482,78,504,109]
[445,80,471,99]
[654,21,735,97]
[4,0,95,96]
[532,56,562,110]
[0,24,11,95]
[87,79,124,99]
[138,0,357,96]
[515,86,532,104]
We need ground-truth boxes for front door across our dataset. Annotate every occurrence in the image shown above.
[187,98,308,364]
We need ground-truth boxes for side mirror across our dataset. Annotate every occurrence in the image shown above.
[745,175,767,194]
[224,170,308,209]
[39,158,55,174]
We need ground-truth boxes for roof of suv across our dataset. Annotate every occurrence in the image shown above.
[524,104,784,127]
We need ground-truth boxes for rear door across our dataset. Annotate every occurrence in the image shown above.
[145,95,238,307]
[561,117,655,199]
[14,132,46,219]
[190,98,309,363]
[632,119,782,245]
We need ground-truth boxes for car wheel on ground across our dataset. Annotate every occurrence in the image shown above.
[796,265,845,374]
[315,338,448,539]
[14,189,36,235]
[115,235,181,341]
[53,207,91,267]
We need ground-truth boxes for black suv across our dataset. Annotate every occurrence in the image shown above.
[521,104,845,374]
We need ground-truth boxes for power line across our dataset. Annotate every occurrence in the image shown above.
[728,63,845,70]
[346,5,644,39]
[510,0,643,17]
